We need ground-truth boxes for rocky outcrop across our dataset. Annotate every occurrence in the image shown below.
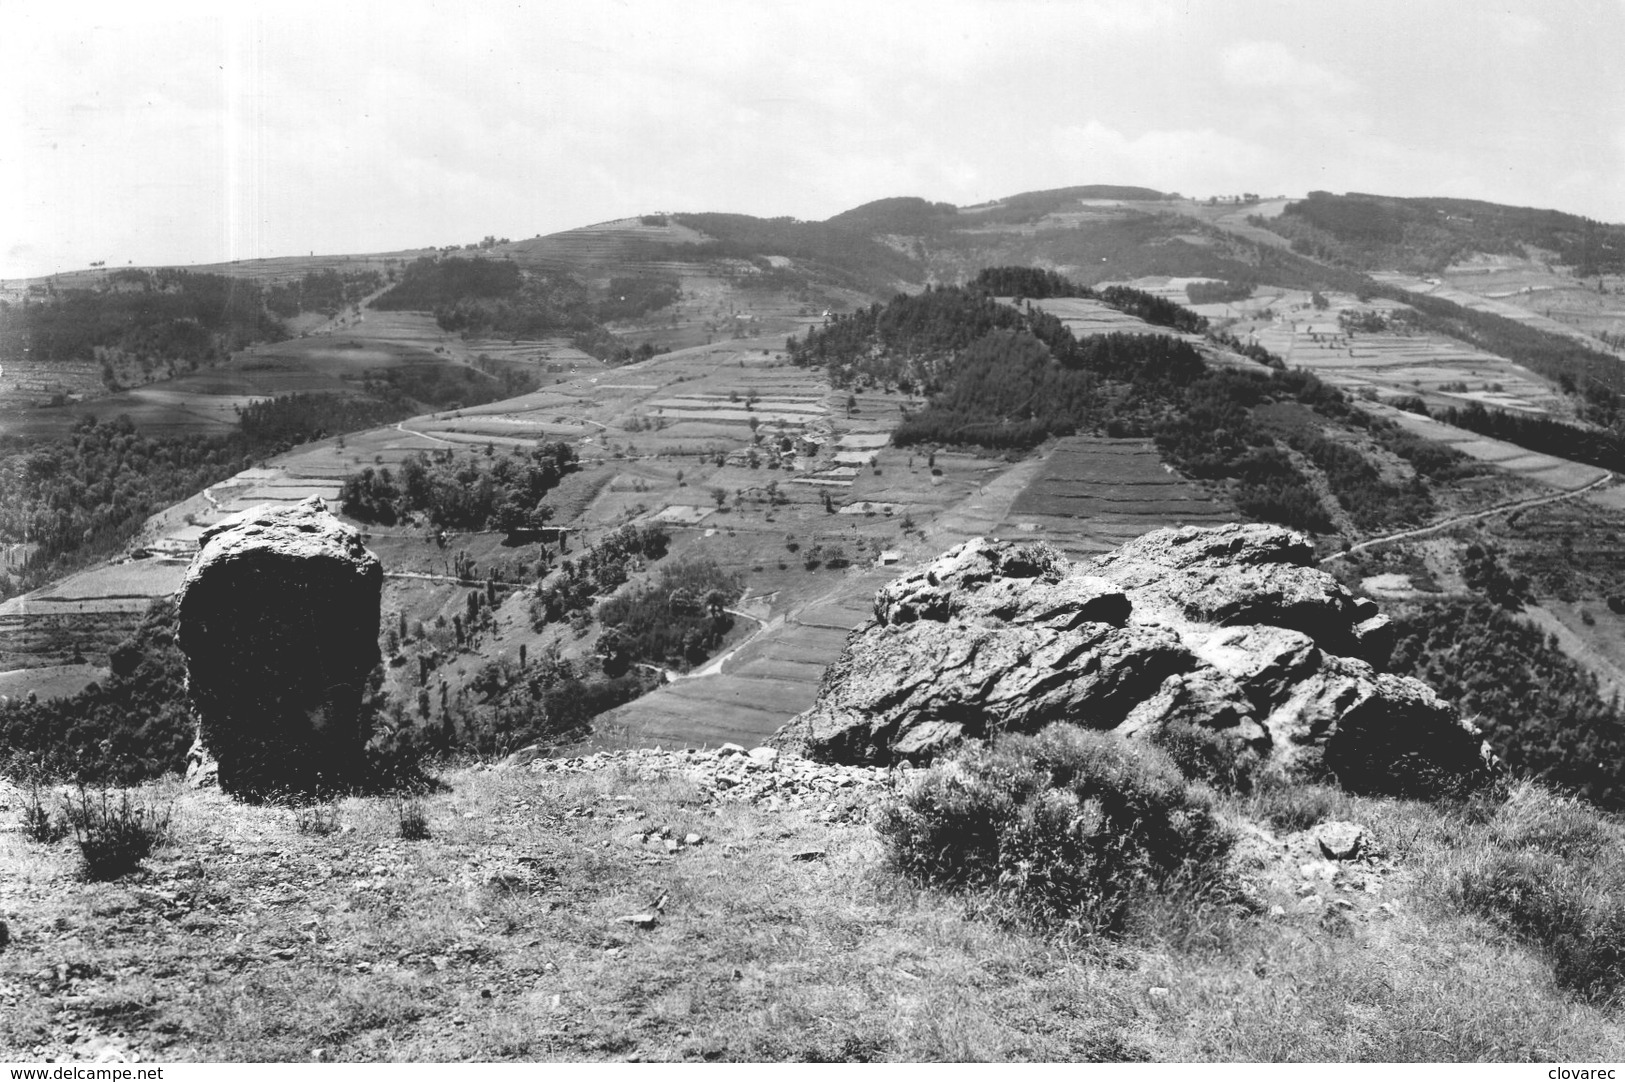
[176,496,382,795]
[774,524,1497,796]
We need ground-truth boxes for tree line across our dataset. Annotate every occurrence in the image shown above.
[1,268,288,367]
[0,417,255,599]
[1391,599,1625,810]
[263,268,385,318]
[1433,403,1625,474]
[0,600,193,783]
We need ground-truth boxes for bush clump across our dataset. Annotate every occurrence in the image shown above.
[877,725,1233,935]
[396,797,431,841]
[66,787,173,880]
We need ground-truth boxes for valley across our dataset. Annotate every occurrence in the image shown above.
[5,185,1625,770]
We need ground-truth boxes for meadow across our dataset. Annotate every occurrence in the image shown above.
[8,758,1625,1061]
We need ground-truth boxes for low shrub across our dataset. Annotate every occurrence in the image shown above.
[20,783,70,844]
[1151,721,1261,793]
[66,787,173,880]
[396,797,430,841]
[293,799,342,837]
[877,725,1233,935]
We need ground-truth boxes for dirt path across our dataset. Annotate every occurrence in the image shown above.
[384,570,518,588]
[394,421,455,446]
[1322,471,1616,563]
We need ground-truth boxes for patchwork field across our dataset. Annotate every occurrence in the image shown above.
[1376,267,1625,357]
[10,228,1620,758]
[1230,299,1565,418]
[587,436,1236,752]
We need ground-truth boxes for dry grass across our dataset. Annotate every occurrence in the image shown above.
[4,764,1625,1062]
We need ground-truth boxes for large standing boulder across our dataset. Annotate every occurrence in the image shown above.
[773,525,1497,797]
[176,496,383,795]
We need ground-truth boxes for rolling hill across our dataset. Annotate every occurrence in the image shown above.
[4,181,1625,771]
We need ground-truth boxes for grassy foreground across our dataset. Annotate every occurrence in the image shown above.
[3,753,1625,1063]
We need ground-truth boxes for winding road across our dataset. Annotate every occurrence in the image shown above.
[1321,470,1616,563]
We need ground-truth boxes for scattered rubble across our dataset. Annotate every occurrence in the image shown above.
[521,744,902,816]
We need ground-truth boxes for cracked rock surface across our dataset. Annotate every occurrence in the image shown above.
[774,524,1497,795]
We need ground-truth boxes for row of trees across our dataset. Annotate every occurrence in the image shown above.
[1434,403,1625,473]
[370,256,524,311]
[965,267,1212,334]
[1098,285,1209,334]
[1185,280,1255,305]
[237,393,411,452]
[968,266,1089,299]
[363,362,532,413]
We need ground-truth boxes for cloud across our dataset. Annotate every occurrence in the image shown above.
[1221,40,1355,95]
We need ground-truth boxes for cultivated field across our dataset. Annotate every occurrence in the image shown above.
[1003,437,1236,559]
[1026,295,1202,344]
[1376,266,1625,358]
[0,662,108,703]
[591,435,1239,752]
[1225,295,1565,418]
[1371,403,1611,491]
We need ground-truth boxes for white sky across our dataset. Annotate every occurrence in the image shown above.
[3,0,1623,278]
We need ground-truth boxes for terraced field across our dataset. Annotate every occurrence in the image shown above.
[581,456,1043,752]
[1027,295,1201,343]
[587,437,1232,752]
[1229,296,1565,417]
[1002,437,1235,558]
[1374,270,1625,357]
